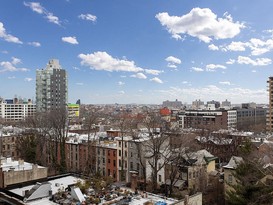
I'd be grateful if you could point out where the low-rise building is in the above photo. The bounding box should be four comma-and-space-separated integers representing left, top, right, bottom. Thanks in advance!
0, 157, 48, 188
236, 106, 266, 130
223, 156, 243, 195
68, 103, 80, 122
179, 149, 217, 192
0, 99, 36, 121
178, 110, 228, 130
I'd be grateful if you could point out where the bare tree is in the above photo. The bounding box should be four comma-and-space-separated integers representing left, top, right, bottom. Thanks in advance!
82, 110, 100, 176
20, 112, 51, 166
164, 131, 197, 197
21, 108, 69, 174
111, 111, 137, 181
139, 110, 172, 192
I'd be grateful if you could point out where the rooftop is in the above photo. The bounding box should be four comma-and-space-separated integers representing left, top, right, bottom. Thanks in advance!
223, 156, 243, 169
0, 157, 45, 172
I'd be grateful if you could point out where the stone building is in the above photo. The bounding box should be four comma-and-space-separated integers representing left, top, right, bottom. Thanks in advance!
0, 157, 48, 188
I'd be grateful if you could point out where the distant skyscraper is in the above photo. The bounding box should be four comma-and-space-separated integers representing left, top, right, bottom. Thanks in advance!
267, 77, 273, 132
162, 99, 182, 109
36, 59, 68, 112
207, 100, 220, 109
192, 99, 204, 110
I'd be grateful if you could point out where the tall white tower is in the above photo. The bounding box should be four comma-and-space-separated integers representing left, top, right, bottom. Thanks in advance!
36, 59, 68, 112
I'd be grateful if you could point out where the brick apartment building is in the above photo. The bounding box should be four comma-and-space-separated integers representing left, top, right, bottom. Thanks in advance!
178, 110, 228, 130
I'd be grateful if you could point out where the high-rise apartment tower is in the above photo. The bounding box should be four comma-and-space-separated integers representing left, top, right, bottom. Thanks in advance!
36, 59, 68, 112
267, 77, 273, 132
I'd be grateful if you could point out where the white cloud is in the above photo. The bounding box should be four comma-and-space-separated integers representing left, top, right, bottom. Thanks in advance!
219, 81, 231, 85
206, 64, 226, 71
208, 44, 219, 50
226, 41, 247, 51
165, 56, 181, 68
182, 81, 189, 84
24, 2, 61, 25
0, 58, 29, 73
76, 82, 83, 85
172, 33, 183, 40
226, 59, 235, 65
11, 57, 21, 65
191, 67, 204, 72
156, 8, 244, 43
24, 77, 33, 82
165, 56, 181, 64
78, 14, 97, 22
46, 13, 61, 25
118, 91, 125, 94
145, 69, 163, 75
78, 51, 144, 72
8, 76, 16, 79
252, 70, 257, 73
23, 2, 44, 14
28, 41, 41, 47
62, 36, 79, 45
130, 73, 147, 79
167, 64, 177, 68
0, 22, 22, 44
237, 56, 272, 66
0, 62, 16, 72
218, 37, 273, 56
118, 81, 125, 86
249, 38, 273, 56
150, 77, 163, 84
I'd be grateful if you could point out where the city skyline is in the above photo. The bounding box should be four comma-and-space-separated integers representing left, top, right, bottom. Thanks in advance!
0, 1, 273, 104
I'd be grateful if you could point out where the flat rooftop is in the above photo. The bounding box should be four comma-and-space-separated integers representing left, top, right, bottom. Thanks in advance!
10, 175, 82, 205
9, 175, 178, 205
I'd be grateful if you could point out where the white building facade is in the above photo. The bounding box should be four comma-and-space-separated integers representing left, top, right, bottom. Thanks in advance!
227, 110, 237, 129
0, 101, 36, 121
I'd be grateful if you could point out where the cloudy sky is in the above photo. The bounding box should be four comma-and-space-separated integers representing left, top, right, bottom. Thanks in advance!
0, 0, 272, 104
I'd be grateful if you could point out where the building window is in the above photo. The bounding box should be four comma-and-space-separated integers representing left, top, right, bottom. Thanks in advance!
159, 175, 162, 182
130, 162, 133, 170
113, 160, 116, 167
108, 159, 110, 163
228, 174, 233, 184
119, 159, 121, 167
119, 150, 121, 157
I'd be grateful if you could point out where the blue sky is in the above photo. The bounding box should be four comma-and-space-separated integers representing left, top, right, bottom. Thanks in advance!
0, 0, 273, 104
